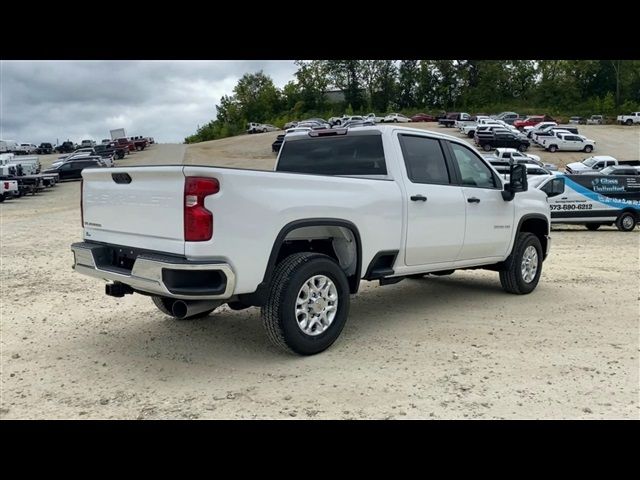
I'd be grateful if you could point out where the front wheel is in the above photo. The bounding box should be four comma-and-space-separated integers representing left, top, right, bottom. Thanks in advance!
483, 143, 492, 151
548, 145, 558, 152
583, 145, 593, 153
616, 211, 637, 232
261, 252, 350, 355
499, 232, 543, 294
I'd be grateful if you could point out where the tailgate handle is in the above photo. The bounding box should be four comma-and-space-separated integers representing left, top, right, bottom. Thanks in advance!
112, 173, 132, 184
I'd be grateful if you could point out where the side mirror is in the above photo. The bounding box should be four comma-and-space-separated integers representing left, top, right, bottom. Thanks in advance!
541, 177, 565, 198
502, 163, 528, 201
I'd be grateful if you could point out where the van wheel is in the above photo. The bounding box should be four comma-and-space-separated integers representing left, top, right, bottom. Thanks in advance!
151, 296, 216, 319
499, 232, 543, 294
584, 145, 593, 153
483, 144, 492, 151
262, 252, 350, 355
548, 145, 558, 152
616, 212, 637, 232
585, 223, 601, 231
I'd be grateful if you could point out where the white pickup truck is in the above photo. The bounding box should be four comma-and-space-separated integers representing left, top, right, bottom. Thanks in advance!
71, 126, 556, 355
1, 178, 20, 201
565, 155, 640, 174
617, 112, 640, 125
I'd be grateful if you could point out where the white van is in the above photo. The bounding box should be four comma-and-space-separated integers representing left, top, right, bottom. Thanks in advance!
532, 174, 640, 231
0, 140, 19, 153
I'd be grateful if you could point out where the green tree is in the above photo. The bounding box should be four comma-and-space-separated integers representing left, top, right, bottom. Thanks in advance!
233, 71, 281, 122
397, 60, 419, 108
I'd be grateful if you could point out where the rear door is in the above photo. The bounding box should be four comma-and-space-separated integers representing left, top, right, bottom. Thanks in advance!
81, 166, 187, 254
446, 141, 514, 261
398, 133, 466, 266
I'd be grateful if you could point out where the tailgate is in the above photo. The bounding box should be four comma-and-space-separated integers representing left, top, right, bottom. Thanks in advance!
81, 166, 186, 255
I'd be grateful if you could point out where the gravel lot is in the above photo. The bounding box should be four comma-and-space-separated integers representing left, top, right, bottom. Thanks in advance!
1, 126, 639, 420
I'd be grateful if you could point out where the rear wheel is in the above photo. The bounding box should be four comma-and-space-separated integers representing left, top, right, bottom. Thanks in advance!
483, 144, 492, 151
585, 223, 601, 231
261, 252, 350, 355
616, 211, 637, 232
499, 232, 543, 294
151, 296, 216, 320
626, 119, 633, 126
548, 145, 558, 152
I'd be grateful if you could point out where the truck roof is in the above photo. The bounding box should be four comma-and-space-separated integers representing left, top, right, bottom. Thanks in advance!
284, 125, 468, 145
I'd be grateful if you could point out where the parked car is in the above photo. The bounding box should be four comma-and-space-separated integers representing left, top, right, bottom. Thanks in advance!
565, 156, 640, 174
0, 177, 20, 202
43, 158, 103, 180
545, 133, 595, 153
55, 141, 76, 153
598, 165, 640, 176
490, 147, 542, 164
36, 143, 54, 154
532, 174, 640, 232
284, 121, 299, 129
492, 112, 519, 125
247, 123, 270, 134
101, 139, 112, 145
80, 139, 96, 148
383, 113, 411, 123
114, 137, 135, 152
617, 112, 640, 125
569, 116, 586, 125
71, 125, 553, 355
364, 113, 385, 123
0, 140, 19, 153
94, 143, 126, 160
525, 122, 557, 138
439, 112, 471, 127
410, 113, 437, 122
514, 115, 555, 130
16, 143, 38, 155
586, 115, 604, 125
341, 120, 376, 129
477, 132, 531, 152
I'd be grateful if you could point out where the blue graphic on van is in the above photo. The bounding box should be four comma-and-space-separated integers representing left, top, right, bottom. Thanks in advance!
565, 177, 640, 210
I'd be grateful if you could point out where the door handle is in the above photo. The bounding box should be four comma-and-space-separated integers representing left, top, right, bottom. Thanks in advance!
410, 195, 427, 202
561, 197, 568, 199
467, 197, 481, 203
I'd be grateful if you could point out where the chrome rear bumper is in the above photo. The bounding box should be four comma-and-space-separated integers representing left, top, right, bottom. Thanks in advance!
71, 242, 235, 300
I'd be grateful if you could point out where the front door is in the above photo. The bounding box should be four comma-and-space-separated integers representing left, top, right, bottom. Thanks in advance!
399, 134, 466, 266
447, 141, 515, 261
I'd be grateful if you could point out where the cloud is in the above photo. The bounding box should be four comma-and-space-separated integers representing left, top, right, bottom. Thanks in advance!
0, 60, 297, 143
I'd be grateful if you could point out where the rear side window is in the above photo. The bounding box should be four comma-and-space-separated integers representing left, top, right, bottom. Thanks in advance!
399, 135, 450, 185
277, 134, 387, 176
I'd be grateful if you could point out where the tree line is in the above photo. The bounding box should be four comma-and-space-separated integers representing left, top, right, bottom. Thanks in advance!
185, 60, 640, 143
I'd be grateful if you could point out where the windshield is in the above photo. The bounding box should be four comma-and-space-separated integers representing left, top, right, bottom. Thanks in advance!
583, 158, 597, 167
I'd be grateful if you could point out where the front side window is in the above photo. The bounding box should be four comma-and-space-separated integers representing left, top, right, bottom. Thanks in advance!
399, 135, 450, 185
449, 142, 497, 189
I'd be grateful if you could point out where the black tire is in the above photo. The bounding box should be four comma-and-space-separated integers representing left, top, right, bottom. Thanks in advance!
548, 145, 557, 152
499, 232, 543, 294
584, 145, 593, 153
626, 119, 633, 126
483, 143, 492, 151
518, 144, 528, 152
585, 223, 601, 231
0, 193, 5, 203
151, 296, 216, 319
615, 211, 637, 232
394, 119, 398, 123
261, 252, 350, 355
467, 131, 475, 138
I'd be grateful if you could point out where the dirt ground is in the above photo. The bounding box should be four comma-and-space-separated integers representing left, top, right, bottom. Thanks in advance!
1, 128, 639, 420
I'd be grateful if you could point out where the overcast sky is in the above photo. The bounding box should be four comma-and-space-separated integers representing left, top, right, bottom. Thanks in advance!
1, 60, 297, 144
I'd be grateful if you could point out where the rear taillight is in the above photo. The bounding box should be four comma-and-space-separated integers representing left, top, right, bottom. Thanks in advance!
4, 182, 8, 189
184, 177, 219, 242
80, 179, 84, 227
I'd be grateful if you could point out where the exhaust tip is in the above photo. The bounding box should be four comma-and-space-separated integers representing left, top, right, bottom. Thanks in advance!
171, 300, 188, 319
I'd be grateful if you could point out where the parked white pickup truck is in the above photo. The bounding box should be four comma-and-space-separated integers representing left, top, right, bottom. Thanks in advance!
545, 133, 595, 153
1, 178, 20, 201
565, 155, 640, 174
617, 112, 640, 125
71, 126, 555, 355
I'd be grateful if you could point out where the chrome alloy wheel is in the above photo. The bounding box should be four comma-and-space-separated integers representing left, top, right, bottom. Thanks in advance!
521, 245, 539, 283
295, 275, 339, 336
